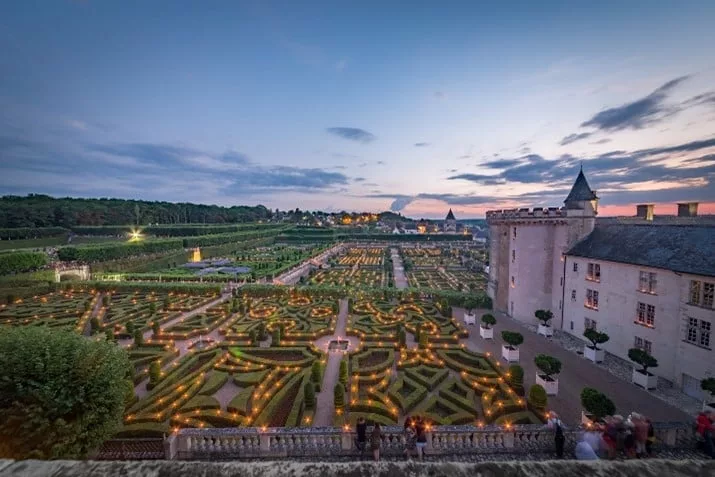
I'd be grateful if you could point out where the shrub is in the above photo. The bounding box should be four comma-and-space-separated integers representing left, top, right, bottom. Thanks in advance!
126, 321, 135, 335
149, 302, 156, 315
507, 364, 524, 395
463, 297, 479, 313
105, 329, 115, 342
534, 309, 553, 326
534, 354, 561, 377
0, 327, 131, 459
528, 384, 548, 411
334, 383, 345, 408
311, 361, 322, 384
152, 321, 161, 337
583, 328, 609, 349
339, 359, 348, 387
133, 329, 144, 346
248, 329, 257, 344
701, 377, 715, 395
418, 327, 428, 349
162, 296, 171, 310
501, 331, 523, 348
580, 387, 615, 420
304, 382, 316, 410
397, 326, 406, 348
628, 348, 658, 373
257, 322, 266, 341
0, 251, 48, 275
90, 317, 102, 333
271, 328, 281, 347
481, 313, 496, 329
149, 360, 162, 387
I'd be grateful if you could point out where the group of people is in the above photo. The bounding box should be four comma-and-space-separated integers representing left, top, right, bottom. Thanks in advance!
696, 410, 714, 458
354, 415, 429, 461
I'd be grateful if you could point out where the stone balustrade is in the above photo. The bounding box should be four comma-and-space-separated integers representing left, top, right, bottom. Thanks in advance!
166, 422, 696, 460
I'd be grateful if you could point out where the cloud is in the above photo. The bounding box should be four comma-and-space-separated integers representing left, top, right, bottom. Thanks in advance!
434, 92, 446, 99
326, 127, 376, 143
353, 177, 366, 182
364, 192, 497, 212
331, 152, 359, 159
414, 142, 430, 147
481, 158, 522, 169
560, 132, 593, 145
590, 138, 612, 145
580, 76, 689, 131
376, 160, 385, 165
335, 59, 347, 71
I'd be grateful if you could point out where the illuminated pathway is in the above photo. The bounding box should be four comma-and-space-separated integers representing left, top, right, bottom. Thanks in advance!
390, 248, 408, 289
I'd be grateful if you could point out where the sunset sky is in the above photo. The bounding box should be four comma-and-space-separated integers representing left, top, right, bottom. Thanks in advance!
1, 1, 714, 218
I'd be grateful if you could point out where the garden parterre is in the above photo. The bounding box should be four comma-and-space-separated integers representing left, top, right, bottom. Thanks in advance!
0, 288, 98, 332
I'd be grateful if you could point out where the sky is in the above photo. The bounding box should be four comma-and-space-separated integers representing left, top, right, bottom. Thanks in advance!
1, 1, 714, 219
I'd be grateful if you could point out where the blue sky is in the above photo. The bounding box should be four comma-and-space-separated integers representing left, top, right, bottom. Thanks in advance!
1, 1, 714, 218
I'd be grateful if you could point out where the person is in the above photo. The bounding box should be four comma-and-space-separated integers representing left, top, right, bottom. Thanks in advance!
403, 420, 417, 459
623, 418, 636, 458
602, 416, 618, 459
415, 416, 428, 461
575, 431, 600, 460
371, 423, 382, 462
696, 411, 714, 458
632, 413, 649, 458
645, 417, 655, 456
546, 411, 566, 458
355, 417, 367, 457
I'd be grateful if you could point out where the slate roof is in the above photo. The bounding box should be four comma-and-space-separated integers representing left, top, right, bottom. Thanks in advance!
446, 209, 456, 221
567, 224, 715, 277
564, 169, 598, 204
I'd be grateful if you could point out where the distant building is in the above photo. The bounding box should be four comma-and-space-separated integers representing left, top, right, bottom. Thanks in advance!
444, 209, 457, 233
487, 168, 714, 395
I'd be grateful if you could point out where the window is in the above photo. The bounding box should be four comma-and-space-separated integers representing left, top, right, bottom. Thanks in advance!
585, 289, 599, 310
570, 321, 574, 330
584, 317, 597, 330
690, 280, 701, 304
687, 318, 711, 349
587, 263, 601, 282
513, 227, 517, 238
571, 289, 576, 301
511, 250, 515, 263
510, 276, 515, 288
573, 262, 578, 272
638, 271, 657, 294
636, 302, 655, 327
634, 336, 652, 354
704, 283, 714, 309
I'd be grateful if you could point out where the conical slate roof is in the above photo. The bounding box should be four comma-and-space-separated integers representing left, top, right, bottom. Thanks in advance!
445, 208, 456, 220
564, 169, 597, 203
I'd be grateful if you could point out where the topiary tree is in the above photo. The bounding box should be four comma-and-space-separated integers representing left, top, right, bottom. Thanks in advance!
149, 302, 156, 315
256, 322, 266, 341
418, 327, 429, 349
105, 328, 115, 343
339, 359, 348, 387
126, 321, 135, 335
311, 360, 322, 390
133, 329, 144, 347
534, 309, 553, 327
580, 387, 615, 420
334, 383, 345, 408
528, 384, 548, 411
152, 321, 161, 337
701, 377, 715, 395
397, 326, 406, 348
248, 329, 257, 344
584, 328, 609, 350
481, 313, 496, 329
507, 364, 524, 395
102, 294, 110, 307
0, 327, 131, 459
304, 381, 316, 410
90, 317, 102, 334
149, 360, 162, 387
464, 297, 479, 315
534, 354, 562, 378
628, 348, 658, 374
162, 295, 171, 310
501, 331, 524, 349
271, 327, 280, 347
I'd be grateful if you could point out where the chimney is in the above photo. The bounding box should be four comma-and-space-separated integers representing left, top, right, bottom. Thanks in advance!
636, 204, 654, 221
677, 202, 698, 217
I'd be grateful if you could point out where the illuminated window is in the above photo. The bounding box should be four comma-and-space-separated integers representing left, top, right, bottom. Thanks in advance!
586, 263, 600, 282
638, 271, 657, 294
585, 289, 598, 310
636, 302, 655, 327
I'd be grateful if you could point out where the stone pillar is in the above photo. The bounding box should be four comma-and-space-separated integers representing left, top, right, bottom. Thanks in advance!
663, 428, 677, 447
503, 432, 515, 449
341, 431, 353, 451
164, 434, 178, 460
259, 433, 271, 454
426, 431, 433, 451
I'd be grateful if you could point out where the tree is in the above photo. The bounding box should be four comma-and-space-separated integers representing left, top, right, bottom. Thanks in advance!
334, 383, 345, 408
701, 378, 715, 395
528, 384, 548, 411
534, 354, 562, 378
464, 297, 479, 314
397, 326, 406, 348
126, 321, 135, 335
152, 321, 161, 337
102, 294, 110, 307
248, 329, 257, 344
304, 382, 316, 410
418, 327, 429, 349
501, 331, 524, 348
256, 322, 266, 341
162, 296, 171, 310
133, 329, 144, 347
90, 317, 102, 333
0, 327, 131, 459
149, 360, 162, 387
149, 302, 157, 315
534, 309, 553, 327
583, 328, 609, 350
311, 361, 322, 386
105, 328, 115, 343
481, 313, 496, 329
507, 364, 524, 395
628, 348, 658, 374
339, 359, 348, 387
580, 387, 615, 420
271, 328, 281, 347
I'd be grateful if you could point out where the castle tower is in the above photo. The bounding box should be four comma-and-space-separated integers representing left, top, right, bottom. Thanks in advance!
486, 169, 597, 326
444, 208, 457, 233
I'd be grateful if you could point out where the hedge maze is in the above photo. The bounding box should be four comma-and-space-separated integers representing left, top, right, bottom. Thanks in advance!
0, 289, 98, 331
337, 247, 384, 267
407, 269, 486, 292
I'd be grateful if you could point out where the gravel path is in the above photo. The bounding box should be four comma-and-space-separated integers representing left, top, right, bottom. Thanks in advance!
391, 248, 408, 289
313, 299, 350, 426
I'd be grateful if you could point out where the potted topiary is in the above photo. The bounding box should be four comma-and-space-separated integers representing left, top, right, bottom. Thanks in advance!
702, 378, 715, 413
535, 309, 554, 337
534, 354, 561, 395
580, 387, 615, 426
583, 328, 609, 363
463, 298, 478, 325
480, 313, 496, 339
628, 348, 658, 390
501, 331, 523, 362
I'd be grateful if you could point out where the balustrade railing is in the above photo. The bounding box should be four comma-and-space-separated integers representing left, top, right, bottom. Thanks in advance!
167, 422, 696, 460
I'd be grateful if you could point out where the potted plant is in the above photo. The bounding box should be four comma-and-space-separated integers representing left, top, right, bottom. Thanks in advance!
534, 354, 561, 395
463, 297, 478, 325
535, 309, 554, 337
580, 387, 615, 426
501, 331, 523, 362
583, 328, 609, 363
480, 313, 496, 339
628, 348, 658, 390
702, 378, 715, 413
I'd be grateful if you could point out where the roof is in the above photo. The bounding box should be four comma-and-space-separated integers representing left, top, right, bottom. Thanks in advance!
567, 224, 715, 277
564, 169, 597, 204
446, 208, 456, 220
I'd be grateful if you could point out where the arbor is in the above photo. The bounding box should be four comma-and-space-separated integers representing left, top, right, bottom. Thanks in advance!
580, 387, 615, 420
534, 309, 553, 326
628, 348, 658, 373
534, 354, 562, 378
481, 313, 496, 329
501, 331, 524, 348
0, 327, 131, 459
528, 384, 548, 411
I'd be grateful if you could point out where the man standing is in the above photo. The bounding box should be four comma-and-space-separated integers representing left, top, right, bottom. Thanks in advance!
546, 411, 566, 458
355, 417, 367, 457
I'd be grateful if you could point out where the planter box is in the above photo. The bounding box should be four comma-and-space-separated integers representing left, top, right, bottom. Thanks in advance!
632, 369, 657, 390
479, 326, 493, 339
501, 345, 519, 362
464, 313, 476, 325
537, 324, 553, 337
536, 373, 559, 395
584, 345, 605, 363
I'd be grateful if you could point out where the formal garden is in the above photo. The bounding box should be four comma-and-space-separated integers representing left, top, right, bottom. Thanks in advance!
336, 247, 385, 267
308, 268, 386, 288
407, 269, 487, 292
